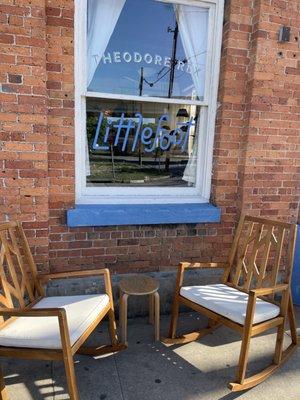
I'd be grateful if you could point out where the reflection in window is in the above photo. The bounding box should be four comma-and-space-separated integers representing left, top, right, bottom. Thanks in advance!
86, 99, 200, 186
87, 0, 208, 100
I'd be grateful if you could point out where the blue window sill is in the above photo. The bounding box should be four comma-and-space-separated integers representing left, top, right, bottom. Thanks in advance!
67, 203, 221, 227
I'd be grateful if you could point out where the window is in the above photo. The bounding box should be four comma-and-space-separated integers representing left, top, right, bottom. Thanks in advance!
75, 0, 224, 204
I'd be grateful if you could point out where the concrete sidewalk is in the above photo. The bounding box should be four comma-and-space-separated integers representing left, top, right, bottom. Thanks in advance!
2, 308, 300, 400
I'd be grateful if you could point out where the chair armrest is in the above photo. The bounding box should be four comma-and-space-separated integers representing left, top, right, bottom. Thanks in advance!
244, 284, 290, 328
38, 268, 114, 306
174, 261, 230, 295
250, 284, 289, 297
180, 262, 230, 270
0, 308, 66, 318
38, 268, 108, 283
0, 307, 74, 350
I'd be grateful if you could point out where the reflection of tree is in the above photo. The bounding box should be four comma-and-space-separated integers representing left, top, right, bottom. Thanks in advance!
86, 113, 107, 148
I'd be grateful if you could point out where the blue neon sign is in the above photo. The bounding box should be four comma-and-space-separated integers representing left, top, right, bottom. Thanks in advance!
92, 112, 195, 153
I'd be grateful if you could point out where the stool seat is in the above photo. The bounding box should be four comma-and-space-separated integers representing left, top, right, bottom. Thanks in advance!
119, 275, 159, 295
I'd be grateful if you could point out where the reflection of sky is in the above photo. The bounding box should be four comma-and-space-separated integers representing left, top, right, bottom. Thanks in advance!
88, 0, 207, 100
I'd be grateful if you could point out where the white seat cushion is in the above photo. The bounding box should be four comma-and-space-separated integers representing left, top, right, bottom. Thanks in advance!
0, 294, 110, 349
180, 284, 280, 325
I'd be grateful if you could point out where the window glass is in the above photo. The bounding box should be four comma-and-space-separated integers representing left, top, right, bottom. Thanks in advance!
87, 0, 209, 100
86, 98, 200, 186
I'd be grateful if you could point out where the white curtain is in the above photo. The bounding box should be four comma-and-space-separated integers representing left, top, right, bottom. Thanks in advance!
87, 0, 126, 87
86, 0, 125, 177
174, 5, 208, 185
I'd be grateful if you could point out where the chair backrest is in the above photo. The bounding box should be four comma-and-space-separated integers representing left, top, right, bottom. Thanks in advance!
224, 215, 297, 292
0, 221, 44, 310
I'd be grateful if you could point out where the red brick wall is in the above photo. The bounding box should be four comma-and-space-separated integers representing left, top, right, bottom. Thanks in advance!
0, 1, 49, 268
239, 0, 300, 221
0, 0, 299, 274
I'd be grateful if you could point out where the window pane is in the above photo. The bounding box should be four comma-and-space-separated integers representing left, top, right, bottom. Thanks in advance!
87, 0, 209, 101
86, 98, 201, 187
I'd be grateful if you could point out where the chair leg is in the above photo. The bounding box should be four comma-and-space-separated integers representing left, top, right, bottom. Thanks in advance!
236, 328, 252, 384
63, 353, 79, 400
168, 294, 180, 339
229, 293, 297, 392
108, 308, 118, 346
274, 323, 285, 365
58, 311, 79, 400
287, 293, 298, 345
0, 365, 8, 400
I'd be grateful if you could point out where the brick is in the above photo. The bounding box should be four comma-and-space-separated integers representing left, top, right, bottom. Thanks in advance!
47, 17, 73, 28
0, 34, 14, 44
46, 7, 61, 17
9, 15, 24, 26
285, 67, 300, 75
20, 188, 47, 196
46, 62, 61, 72
0, 5, 30, 16
16, 36, 45, 47
46, 80, 61, 89
8, 74, 22, 83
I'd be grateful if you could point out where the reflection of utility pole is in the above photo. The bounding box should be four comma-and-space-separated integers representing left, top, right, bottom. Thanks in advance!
168, 22, 178, 98
137, 25, 180, 171
110, 143, 116, 182
138, 66, 144, 166
139, 66, 144, 96
165, 23, 179, 172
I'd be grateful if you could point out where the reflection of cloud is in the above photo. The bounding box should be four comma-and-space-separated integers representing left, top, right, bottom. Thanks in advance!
123, 76, 139, 84
182, 84, 194, 93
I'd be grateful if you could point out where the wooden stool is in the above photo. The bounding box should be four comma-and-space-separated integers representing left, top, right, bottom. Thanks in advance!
119, 275, 160, 344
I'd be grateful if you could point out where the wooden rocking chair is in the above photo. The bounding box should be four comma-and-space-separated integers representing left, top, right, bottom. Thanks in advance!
0, 221, 124, 400
166, 215, 298, 391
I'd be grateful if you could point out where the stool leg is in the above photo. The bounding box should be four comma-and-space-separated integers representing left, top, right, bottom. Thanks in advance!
120, 293, 128, 345
154, 291, 160, 341
149, 294, 154, 325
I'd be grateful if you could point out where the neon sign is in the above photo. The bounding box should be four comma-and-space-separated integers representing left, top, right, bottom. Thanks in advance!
92, 112, 195, 153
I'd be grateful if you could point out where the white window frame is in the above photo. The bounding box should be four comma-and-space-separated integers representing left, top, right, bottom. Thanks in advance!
75, 0, 224, 205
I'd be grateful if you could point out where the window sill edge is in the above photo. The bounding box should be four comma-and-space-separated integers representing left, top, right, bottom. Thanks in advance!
67, 203, 221, 227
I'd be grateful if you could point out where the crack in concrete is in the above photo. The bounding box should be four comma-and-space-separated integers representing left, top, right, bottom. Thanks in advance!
113, 353, 126, 400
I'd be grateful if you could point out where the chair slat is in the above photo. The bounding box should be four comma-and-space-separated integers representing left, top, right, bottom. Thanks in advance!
0, 233, 25, 308
256, 226, 274, 288
0, 294, 10, 308
9, 228, 35, 302
243, 224, 264, 291
0, 222, 42, 313
229, 216, 294, 293
232, 222, 254, 286
16, 223, 44, 298
0, 259, 14, 309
